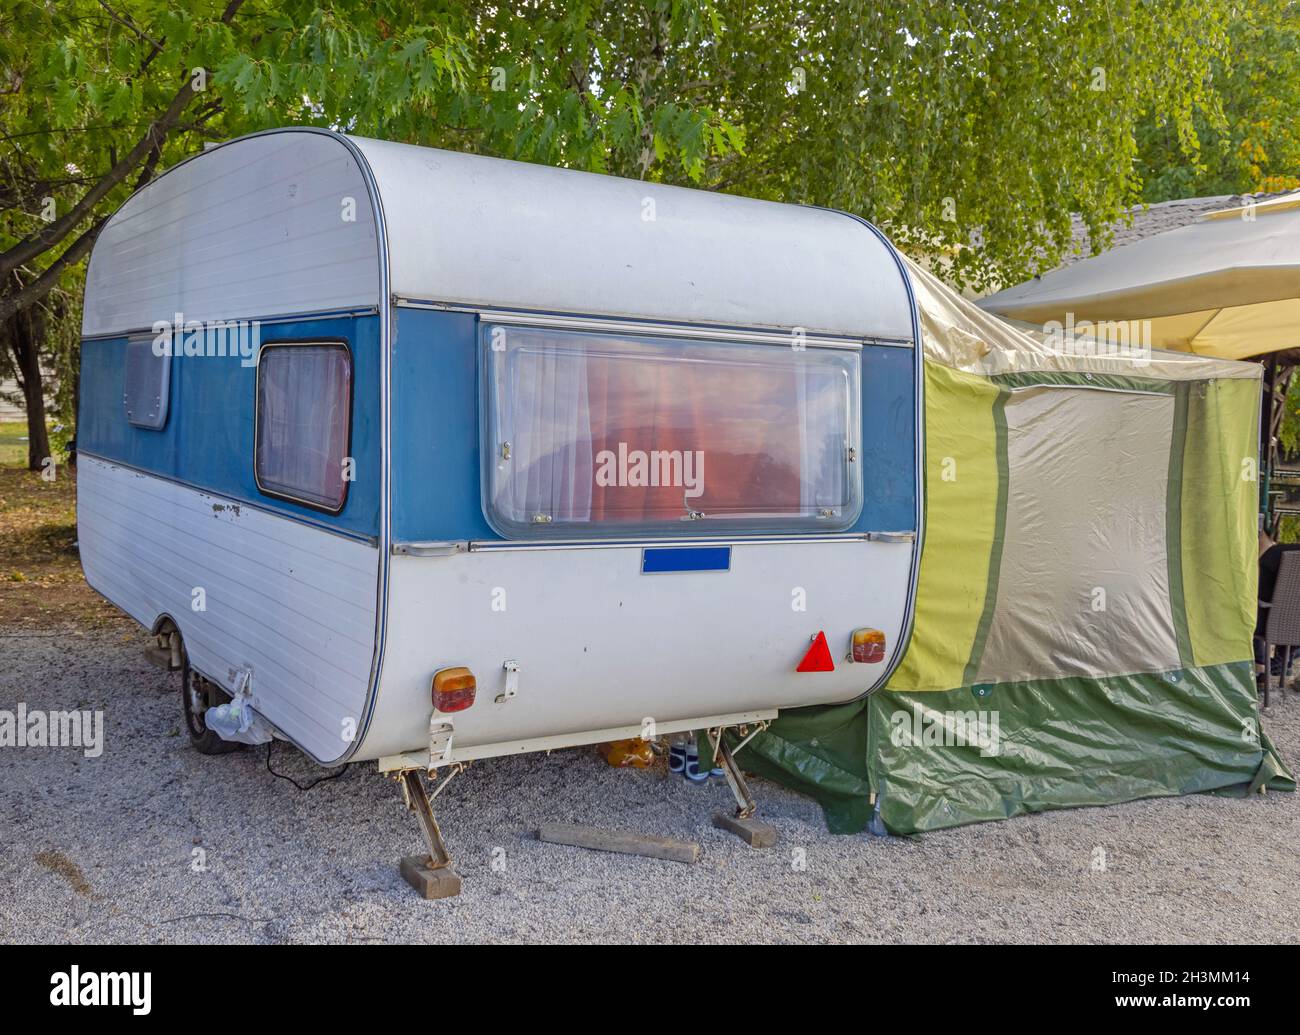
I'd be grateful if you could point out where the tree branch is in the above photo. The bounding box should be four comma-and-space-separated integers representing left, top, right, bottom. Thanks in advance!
0, 217, 109, 326
96, 1, 164, 53
0, 0, 246, 286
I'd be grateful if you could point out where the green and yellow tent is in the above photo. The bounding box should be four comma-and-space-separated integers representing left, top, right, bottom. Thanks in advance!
741, 256, 1294, 835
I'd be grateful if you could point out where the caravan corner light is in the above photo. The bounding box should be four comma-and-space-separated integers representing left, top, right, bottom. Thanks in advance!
849, 628, 886, 664
432, 667, 477, 713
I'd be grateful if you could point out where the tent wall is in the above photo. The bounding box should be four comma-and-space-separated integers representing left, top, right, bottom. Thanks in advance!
866, 662, 1272, 833
871, 364, 1277, 837
976, 380, 1179, 683
739, 296, 1294, 833
888, 362, 1002, 692
1181, 378, 1261, 667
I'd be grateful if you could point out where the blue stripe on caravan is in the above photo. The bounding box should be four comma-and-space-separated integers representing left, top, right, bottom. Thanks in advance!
390, 307, 496, 540
641, 546, 732, 573
390, 306, 917, 542
78, 312, 382, 537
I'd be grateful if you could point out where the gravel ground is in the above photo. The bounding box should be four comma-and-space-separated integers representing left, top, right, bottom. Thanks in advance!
3, 625, 1298, 944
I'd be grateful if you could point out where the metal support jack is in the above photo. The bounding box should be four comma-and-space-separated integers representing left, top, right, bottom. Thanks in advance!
707, 726, 778, 848
396, 766, 464, 899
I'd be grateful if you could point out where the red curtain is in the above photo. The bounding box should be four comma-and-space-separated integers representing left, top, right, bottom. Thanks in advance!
584, 353, 801, 522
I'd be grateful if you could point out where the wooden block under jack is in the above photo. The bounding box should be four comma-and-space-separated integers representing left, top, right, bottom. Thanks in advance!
713, 812, 778, 848
537, 822, 700, 864
400, 854, 463, 899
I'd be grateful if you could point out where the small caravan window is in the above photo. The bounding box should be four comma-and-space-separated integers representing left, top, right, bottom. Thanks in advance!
483, 324, 862, 538
124, 334, 171, 429
255, 342, 352, 512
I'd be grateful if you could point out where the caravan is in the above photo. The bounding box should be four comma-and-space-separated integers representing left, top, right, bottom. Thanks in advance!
77, 128, 924, 889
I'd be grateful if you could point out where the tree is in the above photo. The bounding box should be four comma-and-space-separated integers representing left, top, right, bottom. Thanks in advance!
1137, 0, 1300, 201
684, 1, 1233, 290
1, 2, 745, 466
1, 1, 1244, 465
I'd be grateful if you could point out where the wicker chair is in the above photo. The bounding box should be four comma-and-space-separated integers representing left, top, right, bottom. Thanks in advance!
1259, 549, 1300, 707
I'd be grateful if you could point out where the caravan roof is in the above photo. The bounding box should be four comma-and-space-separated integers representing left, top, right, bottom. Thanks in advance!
82, 127, 914, 343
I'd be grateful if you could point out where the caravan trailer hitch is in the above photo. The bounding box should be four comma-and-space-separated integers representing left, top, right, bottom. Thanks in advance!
395, 767, 464, 899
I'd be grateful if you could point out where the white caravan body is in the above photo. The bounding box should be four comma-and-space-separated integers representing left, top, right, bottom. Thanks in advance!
77, 128, 923, 769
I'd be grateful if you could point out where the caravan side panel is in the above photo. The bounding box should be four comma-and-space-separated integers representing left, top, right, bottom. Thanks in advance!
82, 132, 380, 337
78, 456, 378, 764
78, 130, 388, 766
77, 310, 384, 765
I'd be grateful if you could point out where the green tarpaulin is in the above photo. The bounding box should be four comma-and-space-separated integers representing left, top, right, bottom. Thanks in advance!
742, 257, 1294, 835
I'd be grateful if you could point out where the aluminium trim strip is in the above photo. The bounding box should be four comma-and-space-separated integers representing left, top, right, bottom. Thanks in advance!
825, 209, 927, 700
377, 708, 780, 772
330, 129, 395, 770
80, 306, 381, 343
389, 532, 917, 555
394, 297, 914, 349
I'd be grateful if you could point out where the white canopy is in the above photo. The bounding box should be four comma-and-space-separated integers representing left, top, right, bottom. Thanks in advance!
978, 192, 1300, 360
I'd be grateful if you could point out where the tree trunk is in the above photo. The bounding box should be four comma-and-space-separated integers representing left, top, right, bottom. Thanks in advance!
4, 304, 50, 471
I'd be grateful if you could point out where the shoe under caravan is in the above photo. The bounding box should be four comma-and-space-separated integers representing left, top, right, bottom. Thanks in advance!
77, 128, 922, 891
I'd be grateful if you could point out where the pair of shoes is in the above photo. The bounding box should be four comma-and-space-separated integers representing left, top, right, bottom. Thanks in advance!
667, 743, 711, 783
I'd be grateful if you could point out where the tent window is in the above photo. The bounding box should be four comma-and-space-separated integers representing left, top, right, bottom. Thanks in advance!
123, 334, 171, 430
482, 323, 862, 539
255, 342, 352, 513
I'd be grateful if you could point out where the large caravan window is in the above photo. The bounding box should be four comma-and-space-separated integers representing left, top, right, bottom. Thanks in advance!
482, 324, 861, 538
255, 342, 352, 512
124, 334, 171, 430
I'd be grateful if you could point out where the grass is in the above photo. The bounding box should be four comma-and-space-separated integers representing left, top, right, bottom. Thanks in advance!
0, 420, 132, 629
0, 420, 30, 467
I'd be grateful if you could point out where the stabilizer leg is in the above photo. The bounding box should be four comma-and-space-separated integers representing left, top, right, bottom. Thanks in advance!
396, 768, 463, 899
708, 729, 778, 849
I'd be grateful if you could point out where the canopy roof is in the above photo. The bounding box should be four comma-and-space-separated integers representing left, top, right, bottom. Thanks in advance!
978, 192, 1300, 360
903, 254, 1255, 381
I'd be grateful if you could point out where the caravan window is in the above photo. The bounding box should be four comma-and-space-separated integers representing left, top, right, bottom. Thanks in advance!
255, 342, 352, 512
124, 334, 171, 430
482, 324, 861, 538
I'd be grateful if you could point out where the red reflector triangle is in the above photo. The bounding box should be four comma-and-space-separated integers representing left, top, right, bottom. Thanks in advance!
797, 631, 835, 672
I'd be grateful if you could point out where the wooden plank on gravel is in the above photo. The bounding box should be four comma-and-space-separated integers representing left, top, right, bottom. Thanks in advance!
537, 822, 700, 864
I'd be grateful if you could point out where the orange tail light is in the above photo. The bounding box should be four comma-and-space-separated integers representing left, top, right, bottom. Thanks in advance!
850, 628, 886, 664
432, 666, 477, 712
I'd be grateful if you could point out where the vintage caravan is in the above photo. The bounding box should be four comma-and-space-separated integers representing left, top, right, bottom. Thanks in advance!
77, 128, 922, 892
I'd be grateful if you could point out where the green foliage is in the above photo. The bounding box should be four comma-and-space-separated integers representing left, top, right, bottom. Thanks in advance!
47, 420, 75, 464
1137, 0, 1300, 201
686, 1, 1233, 291
2, 0, 1245, 307
0, 2, 742, 274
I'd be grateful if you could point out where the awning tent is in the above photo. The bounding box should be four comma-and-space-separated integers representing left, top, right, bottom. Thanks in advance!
738, 255, 1293, 836
978, 192, 1300, 360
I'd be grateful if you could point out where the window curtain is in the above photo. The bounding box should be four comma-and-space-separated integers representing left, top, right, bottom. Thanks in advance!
256, 345, 350, 509
501, 343, 594, 522
583, 350, 802, 522
490, 328, 855, 530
